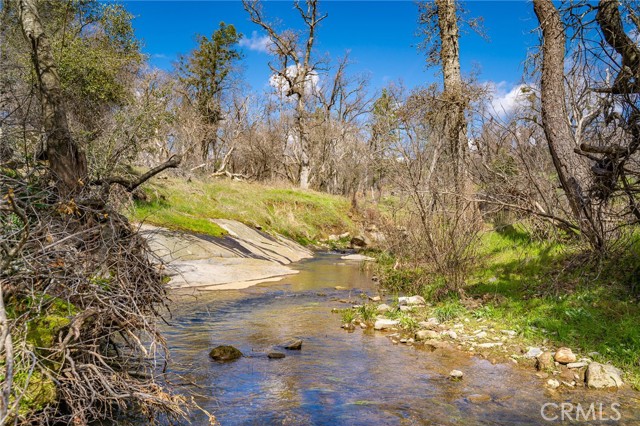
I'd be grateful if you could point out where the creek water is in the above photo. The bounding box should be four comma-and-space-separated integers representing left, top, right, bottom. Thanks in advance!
161, 253, 640, 425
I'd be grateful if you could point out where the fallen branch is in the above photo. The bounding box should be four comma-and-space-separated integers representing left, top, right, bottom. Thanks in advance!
93, 155, 182, 192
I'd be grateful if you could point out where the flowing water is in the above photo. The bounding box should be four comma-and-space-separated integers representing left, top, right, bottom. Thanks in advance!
162, 253, 640, 425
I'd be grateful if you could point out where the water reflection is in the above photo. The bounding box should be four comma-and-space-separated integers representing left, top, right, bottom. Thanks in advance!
161, 254, 640, 425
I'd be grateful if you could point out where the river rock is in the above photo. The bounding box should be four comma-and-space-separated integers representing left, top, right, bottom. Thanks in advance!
477, 342, 502, 348
374, 319, 399, 330
341, 254, 376, 261
419, 319, 439, 329
567, 362, 588, 369
398, 295, 426, 306
449, 370, 464, 380
415, 330, 439, 341
501, 330, 517, 337
467, 394, 492, 403
376, 304, 391, 313
268, 352, 286, 359
536, 351, 555, 371
475, 331, 487, 339
368, 295, 381, 302
284, 339, 303, 350
342, 322, 356, 331
554, 347, 576, 364
209, 345, 243, 361
585, 362, 623, 388
334, 286, 348, 290
350, 235, 369, 248
547, 379, 561, 389
524, 347, 543, 359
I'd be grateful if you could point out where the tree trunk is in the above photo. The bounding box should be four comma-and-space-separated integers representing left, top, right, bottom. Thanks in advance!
18, 0, 87, 194
435, 0, 467, 196
297, 96, 310, 189
533, 0, 603, 250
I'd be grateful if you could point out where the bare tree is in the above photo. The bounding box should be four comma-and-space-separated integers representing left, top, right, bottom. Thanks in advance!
243, 0, 327, 189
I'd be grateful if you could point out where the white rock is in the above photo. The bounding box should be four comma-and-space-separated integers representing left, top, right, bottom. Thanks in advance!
449, 370, 464, 379
477, 342, 503, 349
376, 304, 391, 313
445, 331, 458, 340
567, 362, 588, 369
475, 331, 488, 339
341, 254, 376, 262
547, 379, 561, 389
524, 347, 543, 359
399, 305, 413, 312
398, 295, 426, 306
586, 362, 623, 388
374, 319, 399, 330
501, 330, 517, 337
415, 330, 439, 341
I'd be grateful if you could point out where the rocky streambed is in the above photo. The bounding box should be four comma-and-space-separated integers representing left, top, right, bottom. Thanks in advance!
149, 252, 639, 425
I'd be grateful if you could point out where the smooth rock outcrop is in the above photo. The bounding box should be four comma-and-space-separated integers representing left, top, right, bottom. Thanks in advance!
141, 221, 313, 290
268, 352, 286, 359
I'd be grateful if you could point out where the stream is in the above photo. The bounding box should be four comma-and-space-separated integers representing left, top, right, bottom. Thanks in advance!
160, 253, 640, 425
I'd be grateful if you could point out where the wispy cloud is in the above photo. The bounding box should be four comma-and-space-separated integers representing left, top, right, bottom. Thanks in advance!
488, 81, 533, 117
239, 31, 272, 53
151, 53, 170, 59
269, 65, 319, 97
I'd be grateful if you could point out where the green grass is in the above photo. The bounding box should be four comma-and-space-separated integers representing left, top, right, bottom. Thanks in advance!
129, 177, 357, 244
376, 223, 640, 388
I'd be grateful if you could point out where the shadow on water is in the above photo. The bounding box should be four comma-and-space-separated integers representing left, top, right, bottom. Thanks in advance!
154, 254, 639, 426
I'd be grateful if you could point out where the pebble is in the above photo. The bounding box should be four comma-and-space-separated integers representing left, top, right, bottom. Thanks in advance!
477, 342, 503, 348
450, 370, 464, 379
567, 362, 588, 369
547, 379, 560, 389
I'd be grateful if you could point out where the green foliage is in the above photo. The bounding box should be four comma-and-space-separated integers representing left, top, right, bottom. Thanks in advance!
55, 3, 142, 112
129, 176, 356, 243
179, 22, 243, 124
433, 300, 466, 322
341, 309, 356, 324
357, 304, 378, 323
397, 313, 419, 330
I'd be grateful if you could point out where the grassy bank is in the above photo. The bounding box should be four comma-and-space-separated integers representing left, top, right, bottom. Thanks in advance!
373, 227, 640, 389
129, 176, 357, 244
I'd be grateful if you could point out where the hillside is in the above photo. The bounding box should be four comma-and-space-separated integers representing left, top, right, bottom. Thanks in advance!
129, 176, 358, 245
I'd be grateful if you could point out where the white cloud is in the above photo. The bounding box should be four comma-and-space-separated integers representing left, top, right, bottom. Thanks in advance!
269, 64, 319, 97
239, 31, 272, 53
488, 82, 533, 117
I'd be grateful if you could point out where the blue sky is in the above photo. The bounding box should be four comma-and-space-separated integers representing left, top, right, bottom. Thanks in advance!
123, 1, 539, 104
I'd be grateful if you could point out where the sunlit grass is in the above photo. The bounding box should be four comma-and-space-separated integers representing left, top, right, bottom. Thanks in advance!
128, 176, 357, 244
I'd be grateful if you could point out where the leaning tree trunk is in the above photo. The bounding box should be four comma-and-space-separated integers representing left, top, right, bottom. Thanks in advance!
435, 0, 467, 200
18, 0, 87, 194
533, 0, 604, 250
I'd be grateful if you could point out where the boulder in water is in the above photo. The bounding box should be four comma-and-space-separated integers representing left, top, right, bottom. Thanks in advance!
284, 339, 303, 350
209, 345, 242, 362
